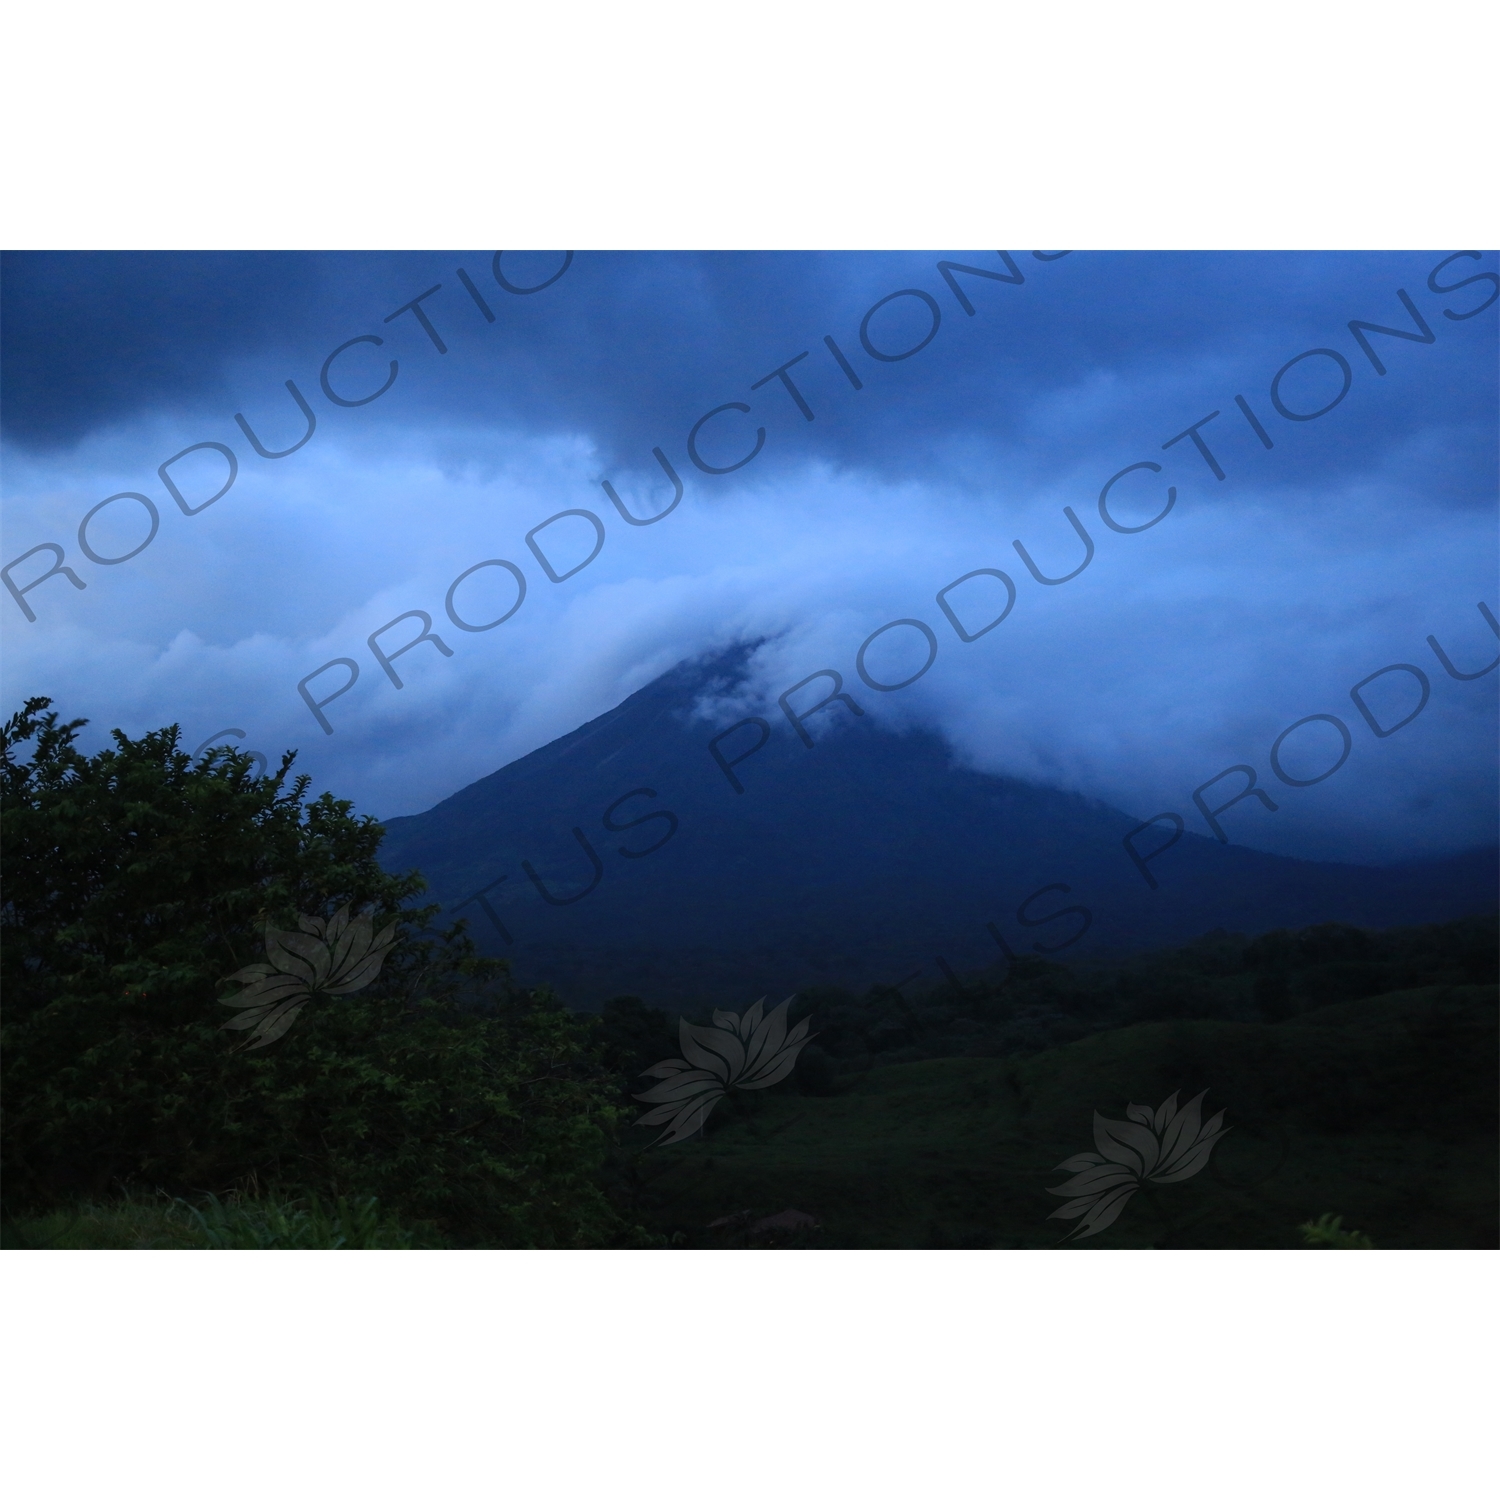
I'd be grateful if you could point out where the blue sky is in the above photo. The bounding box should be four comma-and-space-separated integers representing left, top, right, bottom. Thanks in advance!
2, 249, 1495, 864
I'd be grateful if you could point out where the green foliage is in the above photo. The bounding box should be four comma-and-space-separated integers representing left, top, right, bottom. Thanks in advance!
1299, 1214, 1375, 1249
595, 995, 681, 1104
773, 912, 1499, 1086
1, 1195, 206, 1249
630, 985, 1495, 1249
176, 1192, 420, 1248
2, 1191, 423, 1249
1, 698, 638, 1247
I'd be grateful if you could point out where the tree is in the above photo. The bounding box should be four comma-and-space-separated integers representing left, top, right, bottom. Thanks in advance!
1, 698, 639, 1247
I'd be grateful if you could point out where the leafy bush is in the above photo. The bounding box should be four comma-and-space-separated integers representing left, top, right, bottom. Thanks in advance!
1, 698, 640, 1247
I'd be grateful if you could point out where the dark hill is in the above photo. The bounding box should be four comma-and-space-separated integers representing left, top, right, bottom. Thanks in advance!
627, 984, 1500, 1249
377, 647, 1497, 1009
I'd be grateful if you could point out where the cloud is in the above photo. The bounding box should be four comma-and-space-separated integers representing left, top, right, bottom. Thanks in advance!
3, 251, 1494, 868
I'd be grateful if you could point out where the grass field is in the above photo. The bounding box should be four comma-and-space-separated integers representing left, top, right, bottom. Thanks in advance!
9, 984, 1492, 1250
1, 1192, 423, 1250
624, 985, 1499, 1249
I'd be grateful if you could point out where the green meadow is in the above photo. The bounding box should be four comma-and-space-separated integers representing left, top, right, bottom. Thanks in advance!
624, 985, 1498, 1250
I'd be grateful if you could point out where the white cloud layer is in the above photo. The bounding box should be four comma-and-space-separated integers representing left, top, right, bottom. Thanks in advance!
4, 375, 1495, 868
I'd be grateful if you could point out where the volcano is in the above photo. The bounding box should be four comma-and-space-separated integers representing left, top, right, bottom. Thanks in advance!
377, 646, 1496, 1009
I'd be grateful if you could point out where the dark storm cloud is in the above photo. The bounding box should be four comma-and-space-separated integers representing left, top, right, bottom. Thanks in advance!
7, 250, 1494, 508
0, 251, 326, 446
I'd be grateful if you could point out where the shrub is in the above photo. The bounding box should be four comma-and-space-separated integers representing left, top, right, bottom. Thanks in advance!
1, 698, 639, 1247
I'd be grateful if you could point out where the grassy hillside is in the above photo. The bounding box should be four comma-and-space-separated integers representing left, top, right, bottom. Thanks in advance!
8, 900, 1493, 1249
622, 984, 1498, 1249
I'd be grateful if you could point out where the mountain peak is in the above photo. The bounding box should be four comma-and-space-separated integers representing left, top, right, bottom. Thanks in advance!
380, 652, 1497, 1009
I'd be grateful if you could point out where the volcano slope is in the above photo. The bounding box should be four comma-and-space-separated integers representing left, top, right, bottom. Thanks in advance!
378, 647, 1497, 1011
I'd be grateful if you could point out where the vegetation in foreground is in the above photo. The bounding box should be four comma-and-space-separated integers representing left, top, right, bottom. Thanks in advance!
1, 698, 646, 1248
613, 984, 1496, 1249
2, 1191, 426, 1250
4, 696, 1494, 1249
